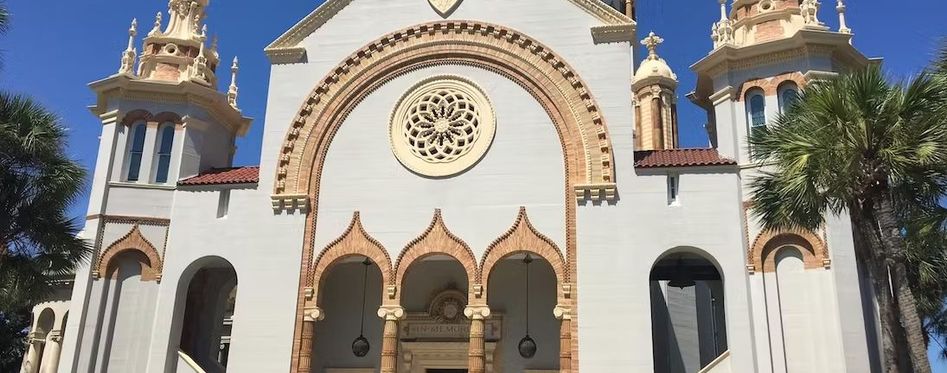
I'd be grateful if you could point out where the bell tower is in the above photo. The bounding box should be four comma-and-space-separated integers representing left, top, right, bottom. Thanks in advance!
690, 0, 868, 163
633, 32, 679, 151
84, 0, 251, 216
688, 2, 879, 372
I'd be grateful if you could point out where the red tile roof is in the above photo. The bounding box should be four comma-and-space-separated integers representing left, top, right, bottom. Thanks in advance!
178, 166, 260, 186
634, 148, 736, 168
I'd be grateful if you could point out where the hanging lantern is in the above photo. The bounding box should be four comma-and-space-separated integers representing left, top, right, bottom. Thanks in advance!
352, 258, 372, 357
667, 256, 696, 289
352, 335, 370, 357
518, 254, 537, 359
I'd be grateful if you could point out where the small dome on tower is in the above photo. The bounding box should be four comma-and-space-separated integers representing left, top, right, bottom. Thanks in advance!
634, 32, 678, 84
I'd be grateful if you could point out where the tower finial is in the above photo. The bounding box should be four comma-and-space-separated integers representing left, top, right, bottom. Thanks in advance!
189, 24, 209, 82
800, 0, 822, 26
641, 32, 664, 61
228, 57, 240, 108
119, 19, 138, 75
150, 12, 163, 36
711, 0, 734, 48
836, 0, 851, 34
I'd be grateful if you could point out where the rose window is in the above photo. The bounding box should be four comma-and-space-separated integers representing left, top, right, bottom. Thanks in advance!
390, 76, 495, 177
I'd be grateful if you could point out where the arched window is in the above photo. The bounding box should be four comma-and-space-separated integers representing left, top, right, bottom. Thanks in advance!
746, 91, 766, 129
126, 122, 147, 182
778, 83, 800, 114
154, 124, 175, 184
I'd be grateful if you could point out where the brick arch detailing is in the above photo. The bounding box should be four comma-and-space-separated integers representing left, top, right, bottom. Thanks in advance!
479, 207, 567, 294
393, 209, 479, 299
119, 110, 184, 126
748, 229, 830, 274
309, 212, 393, 297
272, 20, 617, 206
93, 225, 162, 282
738, 72, 808, 100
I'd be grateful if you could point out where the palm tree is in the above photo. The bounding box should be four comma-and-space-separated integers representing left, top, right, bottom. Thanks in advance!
0, 92, 91, 311
904, 204, 947, 360
749, 66, 947, 373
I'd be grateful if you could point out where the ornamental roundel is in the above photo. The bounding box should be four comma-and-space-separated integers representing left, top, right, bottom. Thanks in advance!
390, 75, 496, 177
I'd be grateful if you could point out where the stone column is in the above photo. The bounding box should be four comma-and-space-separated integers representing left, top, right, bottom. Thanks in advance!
297, 306, 324, 373
554, 306, 573, 373
377, 306, 405, 373
464, 305, 491, 373
41, 331, 63, 373
22, 332, 45, 373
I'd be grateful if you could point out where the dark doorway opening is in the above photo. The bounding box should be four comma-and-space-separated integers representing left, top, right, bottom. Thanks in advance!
427, 370, 468, 373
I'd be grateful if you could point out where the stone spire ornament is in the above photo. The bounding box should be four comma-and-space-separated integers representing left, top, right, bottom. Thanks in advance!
228, 57, 240, 108
710, 0, 734, 48
641, 31, 664, 61
836, 0, 851, 34
149, 12, 163, 36
800, 0, 822, 26
119, 19, 138, 75
189, 25, 209, 82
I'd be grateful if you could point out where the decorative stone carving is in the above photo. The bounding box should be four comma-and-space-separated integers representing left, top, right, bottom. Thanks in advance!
711, 0, 734, 48
800, 0, 822, 26
428, 0, 462, 17
390, 76, 495, 177
429, 289, 467, 323
119, 19, 138, 75
94, 224, 163, 281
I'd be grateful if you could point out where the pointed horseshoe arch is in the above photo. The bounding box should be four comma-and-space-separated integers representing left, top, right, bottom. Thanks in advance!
310, 212, 393, 297
94, 225, 163, 281
480, 207, 567, 292
393, 209, 479, 300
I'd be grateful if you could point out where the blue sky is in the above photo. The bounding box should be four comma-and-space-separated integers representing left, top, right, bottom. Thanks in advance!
2, 0, 946, 369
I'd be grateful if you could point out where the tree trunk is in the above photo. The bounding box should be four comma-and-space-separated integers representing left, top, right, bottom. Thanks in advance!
875, 196, 933, 373
852, 210, 903, 372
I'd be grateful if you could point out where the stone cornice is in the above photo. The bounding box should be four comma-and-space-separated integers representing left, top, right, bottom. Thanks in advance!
690, 29, 870, 101
264, 0, 634, 63
88, 74, 253, 136
692, 29, 867, 76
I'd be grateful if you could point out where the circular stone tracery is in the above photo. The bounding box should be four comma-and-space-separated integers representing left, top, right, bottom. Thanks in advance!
390, 76, 495, 177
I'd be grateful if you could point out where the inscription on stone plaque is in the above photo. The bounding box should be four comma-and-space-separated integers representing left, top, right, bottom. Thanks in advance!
401, 314, 502, 341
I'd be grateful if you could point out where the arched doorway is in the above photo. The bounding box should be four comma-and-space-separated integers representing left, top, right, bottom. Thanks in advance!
97, 250, 160, 372
311, 257, 384, 372
399, 255, 476, 373
650, 251, 728, 373
176, 256, 238, 373
486, 254, 559, 371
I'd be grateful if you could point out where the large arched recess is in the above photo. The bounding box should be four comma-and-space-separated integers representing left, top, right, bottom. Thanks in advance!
279, 20, 617, 372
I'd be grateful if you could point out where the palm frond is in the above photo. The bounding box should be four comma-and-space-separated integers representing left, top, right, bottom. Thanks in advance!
0, 92, 90, 313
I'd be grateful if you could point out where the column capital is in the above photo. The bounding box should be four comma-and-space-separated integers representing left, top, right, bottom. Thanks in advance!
303, 306, 325, 322
464, 305, 491, 320
377, 305, 406, 321
48, 330, 63, 342
553, 305, 573, 320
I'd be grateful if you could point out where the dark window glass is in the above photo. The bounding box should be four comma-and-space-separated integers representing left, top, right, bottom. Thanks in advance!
155, 125, 175, 183
126, 124, 147, 181
749, 95, 766, 128
780, 88, 799, 113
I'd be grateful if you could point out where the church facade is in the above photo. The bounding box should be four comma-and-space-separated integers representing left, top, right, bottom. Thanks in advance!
21, 0, 881, 372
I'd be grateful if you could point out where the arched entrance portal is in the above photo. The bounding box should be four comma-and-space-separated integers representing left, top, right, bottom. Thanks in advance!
399, 255, 479, 373
650, 252, 728, 373
176, 256, 238, 373
486, 254, 559, 371
311, 257, 384, 371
